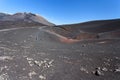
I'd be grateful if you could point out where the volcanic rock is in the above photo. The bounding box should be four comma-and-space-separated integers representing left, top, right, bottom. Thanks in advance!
0, 13, 120, 80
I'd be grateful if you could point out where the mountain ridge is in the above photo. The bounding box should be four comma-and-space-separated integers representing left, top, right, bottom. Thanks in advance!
0, 12, 55, 26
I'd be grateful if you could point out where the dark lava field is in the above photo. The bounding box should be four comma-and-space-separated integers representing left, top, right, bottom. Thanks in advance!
0, 13, 120, 80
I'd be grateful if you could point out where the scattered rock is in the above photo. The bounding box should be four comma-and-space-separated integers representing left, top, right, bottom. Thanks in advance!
81, 44, 86, 47
34, 59, 54, 68
93, 67, 104, 76
80, 67, 89, 73
114, 68, 120, 72
102, 67, 108, 71
26, 57, 34, 66
0, 73, 10, 80
39, 75, 46, 80
28, 71, 37, 79
0, 56, 13, 61
94, 70, 104, 76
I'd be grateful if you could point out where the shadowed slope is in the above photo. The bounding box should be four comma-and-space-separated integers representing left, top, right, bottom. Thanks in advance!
54, 19, 120, 40
58, 19, 120, 33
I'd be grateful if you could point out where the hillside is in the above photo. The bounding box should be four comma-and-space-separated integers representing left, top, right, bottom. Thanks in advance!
0, 13, 120, 80
0, 12, 54, 29
53, 19, 120, 40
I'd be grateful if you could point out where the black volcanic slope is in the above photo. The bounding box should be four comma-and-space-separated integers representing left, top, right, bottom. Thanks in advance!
54, 19, 120, 40
0, 16, 120, 80
57, 19, 120, 33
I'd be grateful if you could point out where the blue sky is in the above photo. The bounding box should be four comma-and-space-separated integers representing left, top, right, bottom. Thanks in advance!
0, 0, 120, 25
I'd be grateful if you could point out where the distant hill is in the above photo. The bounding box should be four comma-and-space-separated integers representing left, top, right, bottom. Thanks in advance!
56, 19, 120, 33
0, 12, 54, 29
53, 19, 120, 40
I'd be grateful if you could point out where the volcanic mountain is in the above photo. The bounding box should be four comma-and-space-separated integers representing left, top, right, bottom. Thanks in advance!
0, 12, 54, 29
0, 12, 120, 80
